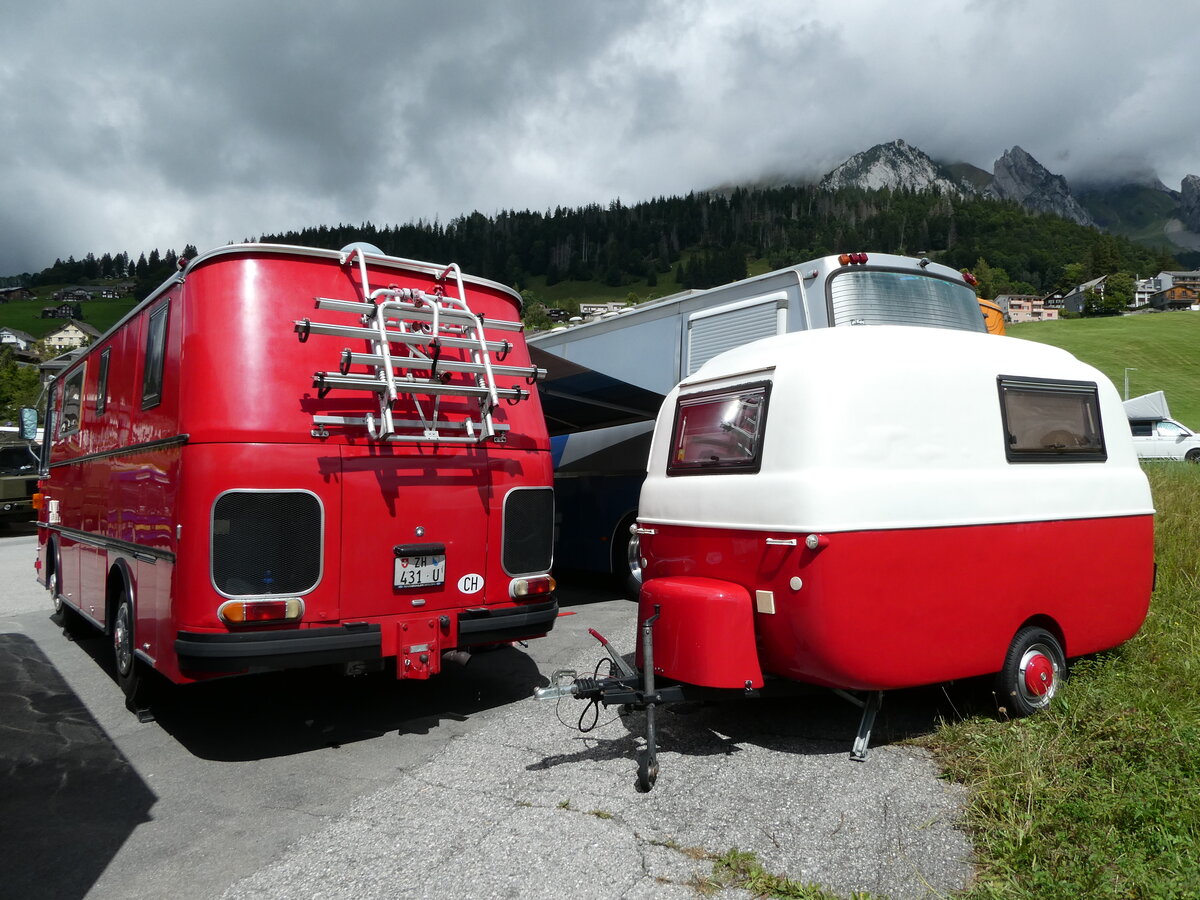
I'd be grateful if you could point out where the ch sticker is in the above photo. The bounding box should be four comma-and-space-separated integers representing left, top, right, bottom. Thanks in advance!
457, 573, 484, 594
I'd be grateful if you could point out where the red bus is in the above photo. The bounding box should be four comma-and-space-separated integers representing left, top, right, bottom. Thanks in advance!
31, 242, 558, 708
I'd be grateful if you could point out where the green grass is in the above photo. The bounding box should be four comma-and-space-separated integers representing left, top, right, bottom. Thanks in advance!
924, 463, 1200, 899
1009, 313, 1200, 427
0, 295, 138, 341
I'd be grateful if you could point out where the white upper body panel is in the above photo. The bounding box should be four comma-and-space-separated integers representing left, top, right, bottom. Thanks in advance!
640, 326, 1154, 533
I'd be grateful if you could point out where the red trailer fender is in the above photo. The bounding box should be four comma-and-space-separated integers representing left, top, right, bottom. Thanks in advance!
637, 576, 764, 690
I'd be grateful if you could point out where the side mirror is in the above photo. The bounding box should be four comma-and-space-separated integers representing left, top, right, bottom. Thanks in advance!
18, 407, 38, 441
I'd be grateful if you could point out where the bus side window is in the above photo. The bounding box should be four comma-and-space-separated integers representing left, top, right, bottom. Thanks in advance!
142, 303, 169, 409
59, 366, 86, 437
96, 347, 111, 416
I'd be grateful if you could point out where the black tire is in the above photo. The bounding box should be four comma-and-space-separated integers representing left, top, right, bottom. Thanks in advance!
613, 512, 643, 601
1186, 448, 1200, 463
112, 589, 151, 710
995, 626, 1066, 717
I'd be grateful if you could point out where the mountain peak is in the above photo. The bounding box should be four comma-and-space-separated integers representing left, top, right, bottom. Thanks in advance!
820, 139, 966, 195
989, 146, 1095, 226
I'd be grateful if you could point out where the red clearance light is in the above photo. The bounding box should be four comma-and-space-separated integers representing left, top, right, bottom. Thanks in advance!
962, 271, 978, 286
838, 252, 869, 265
510, 575, 556, 598
218, 598, 304, 625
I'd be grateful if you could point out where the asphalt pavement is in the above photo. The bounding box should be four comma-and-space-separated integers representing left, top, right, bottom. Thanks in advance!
1, 524, 974, 899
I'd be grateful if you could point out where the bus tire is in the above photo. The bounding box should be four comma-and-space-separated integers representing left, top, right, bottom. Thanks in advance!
995, 626, 1065, 718
613, 512, 643, 601
112, 587, 152, 711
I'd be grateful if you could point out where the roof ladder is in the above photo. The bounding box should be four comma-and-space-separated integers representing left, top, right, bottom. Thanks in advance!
295, 251, 544, 444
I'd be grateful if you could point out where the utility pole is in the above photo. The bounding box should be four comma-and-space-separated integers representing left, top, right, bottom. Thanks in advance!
1124, 367, 1137, 400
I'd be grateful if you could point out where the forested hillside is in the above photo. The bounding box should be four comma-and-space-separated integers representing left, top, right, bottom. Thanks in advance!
259, 186, 1176, 299
6, 186, 1179, 310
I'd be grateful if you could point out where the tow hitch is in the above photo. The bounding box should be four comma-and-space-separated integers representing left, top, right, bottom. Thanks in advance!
535, 607, 684, 792
536, 605, 886, 791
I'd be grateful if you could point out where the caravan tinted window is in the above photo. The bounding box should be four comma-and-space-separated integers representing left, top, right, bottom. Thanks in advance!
998, 376, 1106, 463
667, 381, 770, 475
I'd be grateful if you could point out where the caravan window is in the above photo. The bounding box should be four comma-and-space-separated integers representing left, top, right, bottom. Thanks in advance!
667, 381, 771, 475
998, 376, 1106, 463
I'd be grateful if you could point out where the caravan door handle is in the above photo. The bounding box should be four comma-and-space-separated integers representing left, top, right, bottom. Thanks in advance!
764, 538, 798, 546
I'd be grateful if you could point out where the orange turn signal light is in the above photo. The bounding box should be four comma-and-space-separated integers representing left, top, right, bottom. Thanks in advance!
218, 598, 304, 625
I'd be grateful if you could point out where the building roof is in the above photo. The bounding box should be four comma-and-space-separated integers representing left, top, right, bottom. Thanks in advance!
45, 318, 102, 339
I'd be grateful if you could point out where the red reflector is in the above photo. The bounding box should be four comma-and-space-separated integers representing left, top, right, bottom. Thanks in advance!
241, 601, 288, 621
853, 252, 869, 264
962, 271, 978, 286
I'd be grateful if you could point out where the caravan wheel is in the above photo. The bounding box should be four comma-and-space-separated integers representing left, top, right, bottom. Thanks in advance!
996, 626, 1065, 717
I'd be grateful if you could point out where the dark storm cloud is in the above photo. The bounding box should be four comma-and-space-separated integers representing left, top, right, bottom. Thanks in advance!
1, 0, 1196, 276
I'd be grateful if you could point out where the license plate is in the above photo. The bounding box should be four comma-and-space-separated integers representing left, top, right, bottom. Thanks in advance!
393, 554, 446, 588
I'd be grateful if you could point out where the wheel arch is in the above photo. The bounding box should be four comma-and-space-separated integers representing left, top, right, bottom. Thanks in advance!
106, 558, 136, 636
1014, 614, 1067, 659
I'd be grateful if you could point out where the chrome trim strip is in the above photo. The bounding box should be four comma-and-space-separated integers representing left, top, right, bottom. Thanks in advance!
48, 433, 189, 469
44, 525, 173, 563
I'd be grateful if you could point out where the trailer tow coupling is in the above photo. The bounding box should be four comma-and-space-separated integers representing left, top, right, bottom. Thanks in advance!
534, 607, 684, 792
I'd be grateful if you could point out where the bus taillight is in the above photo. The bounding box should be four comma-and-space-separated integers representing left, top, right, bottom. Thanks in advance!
510, 575, 556, 599
218, 598, 304, 625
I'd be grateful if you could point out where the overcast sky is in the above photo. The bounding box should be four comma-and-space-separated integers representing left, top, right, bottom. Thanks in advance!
2, 0, 1196, 276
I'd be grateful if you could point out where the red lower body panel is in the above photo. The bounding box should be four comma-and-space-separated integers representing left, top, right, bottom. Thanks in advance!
639, 515, 1153, 691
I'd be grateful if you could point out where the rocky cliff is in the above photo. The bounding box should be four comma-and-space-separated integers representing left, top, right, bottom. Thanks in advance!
1181, 175, 1200, 232
988, 146, 1095, 227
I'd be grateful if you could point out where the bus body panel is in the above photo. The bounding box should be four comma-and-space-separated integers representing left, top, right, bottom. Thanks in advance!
36, 244, 556, 691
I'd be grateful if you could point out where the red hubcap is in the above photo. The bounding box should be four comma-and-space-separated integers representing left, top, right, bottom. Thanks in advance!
1023, 653, 1054, 697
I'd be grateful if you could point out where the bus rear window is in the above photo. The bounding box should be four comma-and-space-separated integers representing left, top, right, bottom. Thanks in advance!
998, 376, 1106, 463
667, 381, 770, 475
829, 269, 985, 332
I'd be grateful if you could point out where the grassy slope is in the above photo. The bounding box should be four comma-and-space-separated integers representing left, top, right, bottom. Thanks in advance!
0, 295, 139, 341
1008, 313, 1200, 427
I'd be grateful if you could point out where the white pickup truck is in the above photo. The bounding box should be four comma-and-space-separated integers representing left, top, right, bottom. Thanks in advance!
1124, 391, 1200, 462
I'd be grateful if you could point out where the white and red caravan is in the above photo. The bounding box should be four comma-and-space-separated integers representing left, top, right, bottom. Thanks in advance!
637, 325, 1154, 706
549, 325, 1155, 788
34, 243, 558, 707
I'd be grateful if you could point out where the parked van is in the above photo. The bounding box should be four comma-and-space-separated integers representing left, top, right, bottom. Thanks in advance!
543, 326, 1155, 790
1124, 391, 1200, 462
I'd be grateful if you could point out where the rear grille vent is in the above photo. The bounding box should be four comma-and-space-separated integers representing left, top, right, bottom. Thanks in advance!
502, 488, 554, 576
211, 491, 322, 596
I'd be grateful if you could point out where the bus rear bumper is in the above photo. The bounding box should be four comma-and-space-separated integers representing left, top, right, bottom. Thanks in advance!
457, 598, 559, 645
175, 623, 382, 673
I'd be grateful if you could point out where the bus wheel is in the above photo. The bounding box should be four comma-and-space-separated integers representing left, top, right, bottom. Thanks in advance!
113, 594, 148, 709
996, 626, 1065, 718
614, 513, 643, 601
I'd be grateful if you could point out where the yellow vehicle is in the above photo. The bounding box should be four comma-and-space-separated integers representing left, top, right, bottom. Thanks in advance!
978, 296, 1006, 335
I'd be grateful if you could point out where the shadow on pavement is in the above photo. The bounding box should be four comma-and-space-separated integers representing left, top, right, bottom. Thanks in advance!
0, 632, 156, 900
530, 667, 997, 776
139, 646, 547, 763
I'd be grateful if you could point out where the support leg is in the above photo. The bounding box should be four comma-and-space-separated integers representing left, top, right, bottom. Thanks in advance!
850, 690, 883, 762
